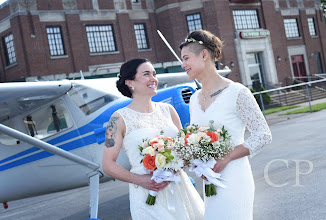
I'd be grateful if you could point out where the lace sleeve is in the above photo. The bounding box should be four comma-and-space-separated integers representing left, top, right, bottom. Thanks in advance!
236, 87, 272, 155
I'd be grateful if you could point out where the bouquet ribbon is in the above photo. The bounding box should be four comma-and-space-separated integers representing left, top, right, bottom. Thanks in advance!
149, 169, 181, 211
190, 158, 226, 189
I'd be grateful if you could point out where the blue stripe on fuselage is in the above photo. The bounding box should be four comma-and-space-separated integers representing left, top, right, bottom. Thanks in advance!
0, 133, 96, 171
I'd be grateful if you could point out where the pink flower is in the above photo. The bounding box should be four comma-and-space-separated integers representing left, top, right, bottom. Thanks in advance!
153, 143, 165, 152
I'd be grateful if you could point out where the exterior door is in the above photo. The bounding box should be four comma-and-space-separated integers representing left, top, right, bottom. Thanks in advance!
247, 52, 266, 91
291, 55, 307, 81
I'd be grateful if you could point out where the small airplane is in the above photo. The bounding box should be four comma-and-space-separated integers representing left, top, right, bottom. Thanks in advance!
0, 69, 228, 218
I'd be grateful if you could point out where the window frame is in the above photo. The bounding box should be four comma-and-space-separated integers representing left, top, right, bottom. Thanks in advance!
307, 17, 317, 37
232, 9, 260, 30
2, 33, 17, 66
283, 18, 300, 38
86, 24, 117, 54
186, 13, 203, 33
46, 26, 66, 57
134, 23, 150, 50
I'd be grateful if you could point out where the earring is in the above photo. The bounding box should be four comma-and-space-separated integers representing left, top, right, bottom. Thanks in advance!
130, 86, 134, 91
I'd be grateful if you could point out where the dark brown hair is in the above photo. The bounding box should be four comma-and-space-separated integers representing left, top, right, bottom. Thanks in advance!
179, 30, 224, 61
116, 58, 149, 98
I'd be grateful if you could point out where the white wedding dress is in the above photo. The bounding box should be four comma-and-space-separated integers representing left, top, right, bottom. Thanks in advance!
116, 102, 204, 220
189, 83, 272, 220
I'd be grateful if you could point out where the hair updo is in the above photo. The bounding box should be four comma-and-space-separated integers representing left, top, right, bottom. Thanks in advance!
116, 58, 149, 98
179, 30, 224, 61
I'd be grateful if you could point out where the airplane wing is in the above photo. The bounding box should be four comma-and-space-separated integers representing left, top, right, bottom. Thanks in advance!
0, 81, 72, 122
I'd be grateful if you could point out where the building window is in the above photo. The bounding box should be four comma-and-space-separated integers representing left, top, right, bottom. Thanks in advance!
284, 18, 300, 38
247, 52, 266, 91
86, 25, 117, 53
2, 33, 17, 66
186, 13, 203, 33
46, 26, 66, 56
134, 24, 149, 50
132, 0, 139, 3
307, 18, 317, 36
233, 10, 260, 30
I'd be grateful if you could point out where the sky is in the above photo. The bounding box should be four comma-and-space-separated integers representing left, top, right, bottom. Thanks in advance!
0, 0, 7, 5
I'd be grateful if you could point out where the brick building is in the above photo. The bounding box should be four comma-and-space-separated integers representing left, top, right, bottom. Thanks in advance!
0, 0, 325, 90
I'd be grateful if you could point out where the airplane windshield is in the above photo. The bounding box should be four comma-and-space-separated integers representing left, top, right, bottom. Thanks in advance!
68, 79, 122, 115
23, 100, 73, 139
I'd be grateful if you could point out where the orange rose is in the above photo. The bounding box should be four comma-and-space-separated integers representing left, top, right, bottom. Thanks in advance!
143, 154, 156, 171
206, 131, 219, 143
184, 132, 193, 145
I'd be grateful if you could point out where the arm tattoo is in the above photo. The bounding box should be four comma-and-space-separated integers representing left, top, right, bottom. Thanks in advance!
105, 116, 119, 148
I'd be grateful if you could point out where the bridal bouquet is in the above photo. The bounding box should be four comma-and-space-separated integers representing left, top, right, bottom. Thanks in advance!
174, 120, 234, 197
139, 132, 184, 205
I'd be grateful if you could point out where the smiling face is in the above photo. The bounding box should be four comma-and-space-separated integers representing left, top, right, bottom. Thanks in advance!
126, 62, 158, 98
181, 45, 206, 80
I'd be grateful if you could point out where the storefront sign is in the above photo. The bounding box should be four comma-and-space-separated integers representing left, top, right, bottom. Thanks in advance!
239, 30, 270, 39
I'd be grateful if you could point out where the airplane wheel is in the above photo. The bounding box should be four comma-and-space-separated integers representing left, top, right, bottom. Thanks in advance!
3, 202, 8, 209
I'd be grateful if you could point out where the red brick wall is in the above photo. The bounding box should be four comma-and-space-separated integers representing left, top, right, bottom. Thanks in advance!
36, 0, 64, 10
0, 0, 326, 82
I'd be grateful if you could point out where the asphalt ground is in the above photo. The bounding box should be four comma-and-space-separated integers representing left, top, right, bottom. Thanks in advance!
1, 106, 326, 220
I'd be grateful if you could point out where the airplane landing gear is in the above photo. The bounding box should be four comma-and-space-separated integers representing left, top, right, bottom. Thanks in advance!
3, 202, 8, 209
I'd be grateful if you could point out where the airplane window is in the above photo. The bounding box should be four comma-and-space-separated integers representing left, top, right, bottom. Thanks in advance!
68, 84, 119, 115
0, 122, 19, 145
23, 100, 73, 139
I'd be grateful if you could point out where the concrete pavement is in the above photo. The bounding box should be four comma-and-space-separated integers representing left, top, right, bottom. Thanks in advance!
1, 106, 326, 220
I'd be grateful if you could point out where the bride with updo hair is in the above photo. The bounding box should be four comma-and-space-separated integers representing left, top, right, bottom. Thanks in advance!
180, 30, 272, 220
102, 58, 204, 220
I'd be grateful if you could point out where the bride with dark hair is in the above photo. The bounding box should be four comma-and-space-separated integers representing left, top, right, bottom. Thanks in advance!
102, 58, 204, 220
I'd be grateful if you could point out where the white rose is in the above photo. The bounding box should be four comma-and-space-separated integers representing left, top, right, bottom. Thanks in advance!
155, 154, 166, 170
142, 147, 155, 156
187, 133, 198, 145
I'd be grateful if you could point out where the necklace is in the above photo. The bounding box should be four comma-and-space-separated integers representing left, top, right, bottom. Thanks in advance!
202, 86, 228, 101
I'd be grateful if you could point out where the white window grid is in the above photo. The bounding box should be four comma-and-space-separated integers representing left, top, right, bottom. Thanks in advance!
307, 18, 317, 36
134, 23, 149, 49
186, 13, 203, 33
3, 33, 17, 66
284, 18, 300, 38
46, 26, 65, 56
233, 10, 260, 30
86, 25, 117, 53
